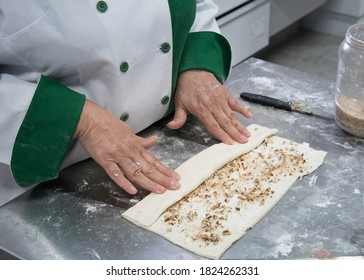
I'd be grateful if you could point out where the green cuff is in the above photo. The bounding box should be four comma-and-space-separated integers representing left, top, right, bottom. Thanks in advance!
178, 31, 232, 83
11, 75, 85, 187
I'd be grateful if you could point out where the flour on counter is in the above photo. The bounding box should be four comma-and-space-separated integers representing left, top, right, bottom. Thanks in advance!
316, 197, 335, 208
248, 77, 276, 91
284, 115, 298, 124
331, 140, 353, 150
354, 189, 361, 194
76, 178, 90, 192
84, 202, 107, 215
272, 234, 294, 258
308, 174, 318, 187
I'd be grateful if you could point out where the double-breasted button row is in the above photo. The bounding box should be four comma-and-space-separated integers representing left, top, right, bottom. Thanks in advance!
119, 95, 170, 122
118, 42, 171, 119
96, 2, 171, 121
118, 42, 170, 74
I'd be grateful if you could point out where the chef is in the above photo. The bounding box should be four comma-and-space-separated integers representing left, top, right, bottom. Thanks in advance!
0, 0, 252, 206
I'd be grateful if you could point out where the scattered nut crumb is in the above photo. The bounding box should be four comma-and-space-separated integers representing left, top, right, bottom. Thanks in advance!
162, 137, 310, 246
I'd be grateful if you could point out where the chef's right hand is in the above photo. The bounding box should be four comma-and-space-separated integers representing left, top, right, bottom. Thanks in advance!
74, 100, 181, 195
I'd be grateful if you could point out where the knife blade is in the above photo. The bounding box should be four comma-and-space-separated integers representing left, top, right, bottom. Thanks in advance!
240, 92, 333, 120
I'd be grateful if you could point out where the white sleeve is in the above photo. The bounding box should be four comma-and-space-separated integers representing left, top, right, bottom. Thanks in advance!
0, 73, 38, 165
190, 0, 221, 33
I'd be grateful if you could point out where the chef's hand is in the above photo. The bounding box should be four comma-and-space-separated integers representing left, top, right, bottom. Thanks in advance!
167, 70, 252, 144
74, 100, 180, 195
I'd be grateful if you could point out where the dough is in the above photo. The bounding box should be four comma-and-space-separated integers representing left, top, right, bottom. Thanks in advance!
122, 124, 327, 259
123, 124, 277, 227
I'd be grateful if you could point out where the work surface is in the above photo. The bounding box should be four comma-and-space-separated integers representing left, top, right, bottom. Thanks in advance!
1, 58, 363, 260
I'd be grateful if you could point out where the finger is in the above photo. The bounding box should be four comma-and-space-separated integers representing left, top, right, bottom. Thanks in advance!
136, 135, 181, 182
228, 95, 253, 119
137, 135, 159, 149
120, 158, 167, 194
230, 113, 251, 139
199, 110, 234, 144
167, 105, 188, 130
103, 161, 137, 194
135, 156, 180, 191
213, 109, 249, 144
222, 103, 251, 140
141, 149, 181, 181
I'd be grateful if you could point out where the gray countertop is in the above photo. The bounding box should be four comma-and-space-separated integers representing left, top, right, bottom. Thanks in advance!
1, 58, 363, 260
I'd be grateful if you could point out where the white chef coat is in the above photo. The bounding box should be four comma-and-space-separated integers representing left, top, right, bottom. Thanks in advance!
0, 0, 231, 206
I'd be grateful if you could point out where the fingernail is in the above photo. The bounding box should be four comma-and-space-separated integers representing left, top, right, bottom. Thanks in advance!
226, 139, 234, 145
127, 186, 137, 195
156, 185, 166, 194
173, 172, 181, 180
240, 137, 248, 143
170, 180, 180, 190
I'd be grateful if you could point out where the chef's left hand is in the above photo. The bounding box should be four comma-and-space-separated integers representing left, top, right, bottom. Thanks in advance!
167, 70, 252, 144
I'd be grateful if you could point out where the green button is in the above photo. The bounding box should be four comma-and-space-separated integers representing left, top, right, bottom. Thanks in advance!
120, 113, 129, 122
161, 95, 170, 105
160, 42, 171, 53
96, 1, 108, 13
120, 62, 129, 73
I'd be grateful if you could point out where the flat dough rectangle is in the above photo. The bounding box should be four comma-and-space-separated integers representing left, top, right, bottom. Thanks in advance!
122, 124, 327, 259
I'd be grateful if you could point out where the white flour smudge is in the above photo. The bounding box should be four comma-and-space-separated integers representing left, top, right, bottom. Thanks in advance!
331, 141, 353, 150
308, 174, 318, 187
354, 189, 361, 195
272, 234, 294, 257
84, 203, 107, 214
77, 179, 90, 191
248, 77, 276, 91
316, 198, 335, 208
284, 115, 298, 124
84, 204, 97, 214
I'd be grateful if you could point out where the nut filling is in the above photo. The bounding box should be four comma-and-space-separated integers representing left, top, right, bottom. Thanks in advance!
335, 95, 364, 138
161, 137, 309, 246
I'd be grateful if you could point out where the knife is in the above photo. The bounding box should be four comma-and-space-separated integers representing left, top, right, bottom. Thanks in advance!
240, 92, 333, 120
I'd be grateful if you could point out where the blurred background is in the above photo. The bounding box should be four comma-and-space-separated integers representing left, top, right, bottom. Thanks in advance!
215, 0, 364, 81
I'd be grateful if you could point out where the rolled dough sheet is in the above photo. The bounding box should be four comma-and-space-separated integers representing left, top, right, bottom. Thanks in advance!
123, 124, 277, 227
122, 124, 327, 259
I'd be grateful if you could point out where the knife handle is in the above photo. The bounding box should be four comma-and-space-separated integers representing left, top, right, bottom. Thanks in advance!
240, 92, 293, 111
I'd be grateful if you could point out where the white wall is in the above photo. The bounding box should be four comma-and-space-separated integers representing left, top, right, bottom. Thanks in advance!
269, 0, 327, 36
302, 0, 364, 37
215, 0, 328, 65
